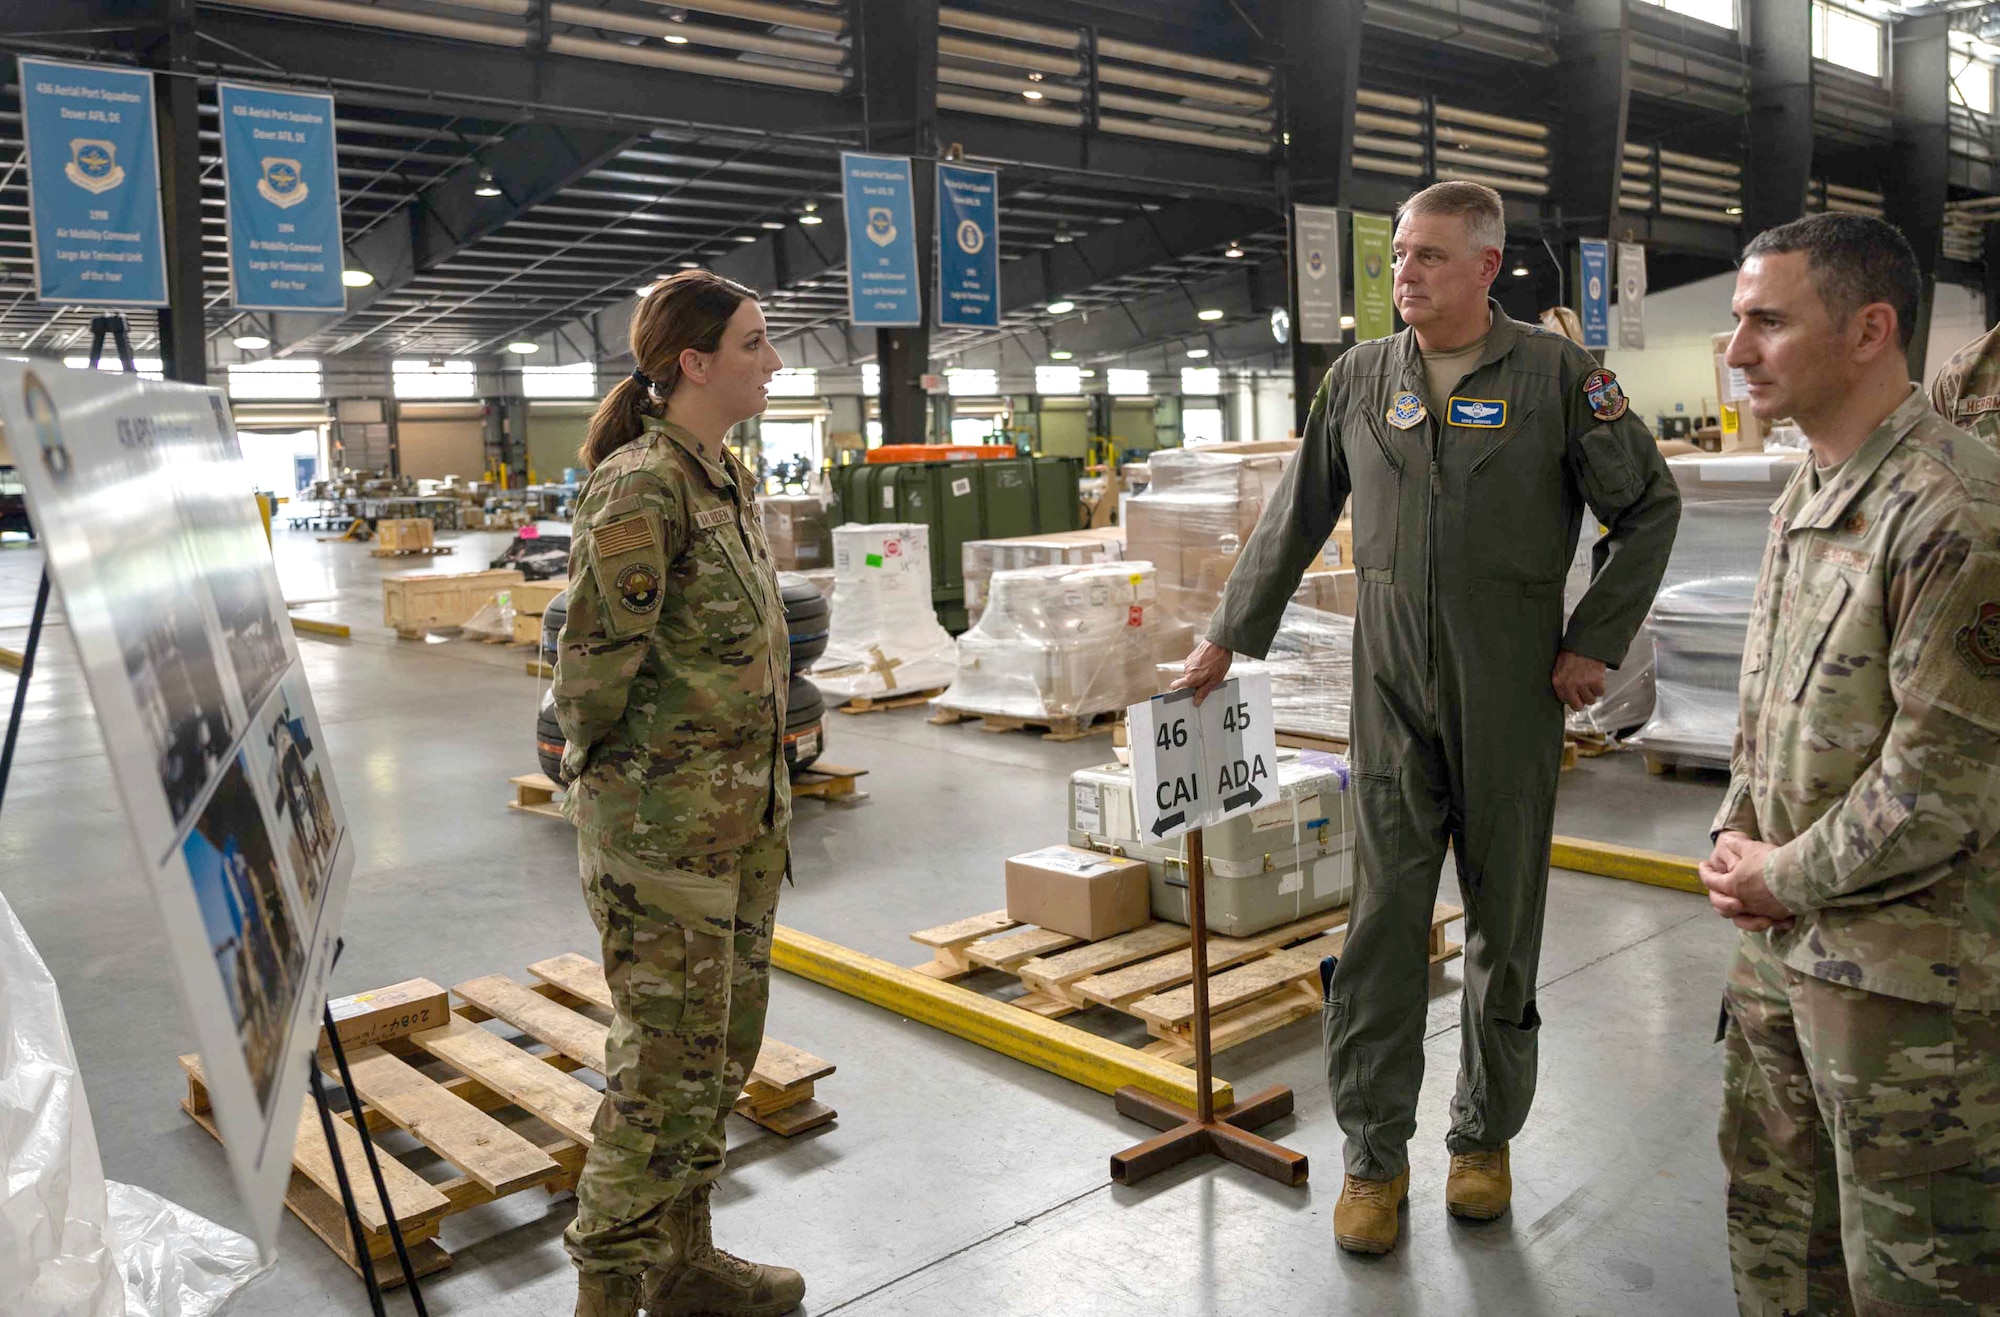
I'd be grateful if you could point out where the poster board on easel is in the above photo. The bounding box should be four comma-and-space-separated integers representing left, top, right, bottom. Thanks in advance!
0, 358, 351, 1253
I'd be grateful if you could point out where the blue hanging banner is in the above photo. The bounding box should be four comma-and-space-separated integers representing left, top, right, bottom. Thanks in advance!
219, 82, 346, 312
1579, 238, 1611, 350
935, 162, 1000, 329
19, 56, 168, 307
841, 151, 921, 328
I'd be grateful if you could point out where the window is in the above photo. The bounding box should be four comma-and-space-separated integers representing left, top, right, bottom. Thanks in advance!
1635, 0, 1735, 31
1183, 408, 1225, 444
951, 415, 1001, 444
861, 363, 879, 397
63, 355, 164, 382
392, 358, 476, 400
946, 368, 997, 397
1179, 367, 1220, 396
1953, 51, 1995, 115
228, 358, 324, 400
1106, 368, 1150, 397
520, 362, 595, 399
1811, 4, 1881, 79
1035, 365, 1082, 395
765, 368, 818, 398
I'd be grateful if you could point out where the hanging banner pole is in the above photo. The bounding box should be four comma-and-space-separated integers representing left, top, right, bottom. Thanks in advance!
19, 55, 169, 306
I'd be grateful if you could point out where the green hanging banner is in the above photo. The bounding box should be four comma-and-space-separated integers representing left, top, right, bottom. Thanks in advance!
1351, 211, 1395, 343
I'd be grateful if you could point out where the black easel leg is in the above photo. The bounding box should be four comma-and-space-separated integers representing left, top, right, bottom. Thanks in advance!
0, 570, 52, 816
309, 1062, 391, 1317
323, 1003, 431, 1314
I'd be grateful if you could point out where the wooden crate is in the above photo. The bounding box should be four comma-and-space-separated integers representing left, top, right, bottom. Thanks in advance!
383, 568, 525, 640
510, 580, 568, 616
177, 955, 836, 1286
376, 518, 434, 551
909, 902, 1462, 1066
511, 610, 545, 646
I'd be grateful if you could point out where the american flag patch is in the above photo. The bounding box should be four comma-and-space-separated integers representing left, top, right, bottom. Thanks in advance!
695, 506, 734, 529
594, 515, 654, 556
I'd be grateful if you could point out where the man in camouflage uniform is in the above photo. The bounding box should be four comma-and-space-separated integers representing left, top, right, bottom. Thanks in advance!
556, 406, 800, 1317
1704, 213, 2000, 1315
1930, 320, 2000, 452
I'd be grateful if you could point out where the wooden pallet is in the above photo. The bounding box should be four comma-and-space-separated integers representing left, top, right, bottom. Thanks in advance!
836, 686, 946, 714
791, 763, 869, 803
927, 705, 1121, 743
509, 773, 565, 820
176, 958, 835, 1285
1642, 750, 1728, 777
909, 901, 1463, 1066
370, 546, 455, 558
1274, 729, 1349, 756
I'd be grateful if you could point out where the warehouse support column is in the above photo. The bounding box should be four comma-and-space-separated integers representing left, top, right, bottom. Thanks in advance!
1553, 0, 1629, 353
1887, 13, 1950, 378
1280, 0, 1362, 433
1985, 224, 2000, 334
156, 0, 206, 385
1742, 0, 1813, 240
856, 0, 939, 447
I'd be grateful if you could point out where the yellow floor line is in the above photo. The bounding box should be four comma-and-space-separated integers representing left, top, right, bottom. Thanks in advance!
289, 615, 352, 638
0, 646, 21, 672
772, 925, 1231, 1111
1551, 835, 1704, 895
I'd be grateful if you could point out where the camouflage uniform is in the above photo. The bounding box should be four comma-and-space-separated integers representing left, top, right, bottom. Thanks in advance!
1929, 322, 2000, 454
554, 413, 790, 1278
1715, 386, 2000, 1314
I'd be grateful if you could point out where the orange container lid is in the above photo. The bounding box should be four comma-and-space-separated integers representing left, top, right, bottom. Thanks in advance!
865, 444, 1015, 464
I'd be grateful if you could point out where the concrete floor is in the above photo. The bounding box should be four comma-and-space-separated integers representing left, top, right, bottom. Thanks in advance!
0, 522, 1744, 1316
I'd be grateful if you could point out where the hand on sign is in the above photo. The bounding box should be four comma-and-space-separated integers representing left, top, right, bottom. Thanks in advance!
1551, 650, 1607, 712
1173, 639, 1234, 706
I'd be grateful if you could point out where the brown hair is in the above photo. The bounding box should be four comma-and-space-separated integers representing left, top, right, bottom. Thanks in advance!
580, 269, 757, 471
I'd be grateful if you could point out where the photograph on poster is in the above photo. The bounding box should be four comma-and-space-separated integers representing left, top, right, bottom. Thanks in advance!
178, 411, 291, 714
184, 751, 304, 1111
244, 674, 341, 918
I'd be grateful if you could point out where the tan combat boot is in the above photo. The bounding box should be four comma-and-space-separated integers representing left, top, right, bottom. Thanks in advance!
1446, 1145, 1511, 1220
1333, 1168, 1410, 1255
642, 1185, 806, 1317
575, 1271, 641, 1317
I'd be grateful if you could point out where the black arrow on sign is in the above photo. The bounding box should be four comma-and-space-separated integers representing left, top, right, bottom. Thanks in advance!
1151, 811, 1186, 837
1223, 786, 1264, 813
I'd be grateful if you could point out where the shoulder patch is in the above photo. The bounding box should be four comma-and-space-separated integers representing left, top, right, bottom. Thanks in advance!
594, 514, 655, 558
1582, 368, 1628, 422
1956, 600, 2000, 678
615, 563, 661, 614
1908, 551, 2000, 734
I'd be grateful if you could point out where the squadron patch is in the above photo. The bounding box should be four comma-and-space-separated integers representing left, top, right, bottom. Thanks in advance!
1955, 600, 2000, 677
1582, 368, 1628, 422
1387, 391, 1426, 429
616, 563, 662, 614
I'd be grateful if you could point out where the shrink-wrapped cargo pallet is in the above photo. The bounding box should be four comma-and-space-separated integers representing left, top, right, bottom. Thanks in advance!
760, 492, 834, 572
962, 527, 1125, 622
809, 523, 958, 700
937, 561, 1193, 722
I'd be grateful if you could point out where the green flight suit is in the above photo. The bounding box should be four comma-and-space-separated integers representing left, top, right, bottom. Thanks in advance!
1209, 302, 1680, 1179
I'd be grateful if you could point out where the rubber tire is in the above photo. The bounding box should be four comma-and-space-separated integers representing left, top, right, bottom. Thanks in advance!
535, 689, 565, 782
786, 672, 825, 729
781, 577, 829, 673
540, 589, 568, 666
786, 717, 825, 773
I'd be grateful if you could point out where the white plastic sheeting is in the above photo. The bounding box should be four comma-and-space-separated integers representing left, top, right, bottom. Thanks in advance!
1, 889, 264, 1317
938, 561, 1192, 720
810, 522, 958, 699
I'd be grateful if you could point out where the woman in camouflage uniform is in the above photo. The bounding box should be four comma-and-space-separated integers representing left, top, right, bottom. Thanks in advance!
553, 270, 800, 1317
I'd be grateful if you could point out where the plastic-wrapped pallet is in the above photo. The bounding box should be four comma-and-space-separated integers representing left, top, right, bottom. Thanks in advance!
938, 562, 1192, 721
1152, 603, 1356, 745
760, 492, 834, 572
962, 528, 1125, 622
1066, 749, 1355, 935
1563, 534, 1657, 739
809, 522, 958, 700
1624, 452, 1804, 767
1124, 445, 1290, 624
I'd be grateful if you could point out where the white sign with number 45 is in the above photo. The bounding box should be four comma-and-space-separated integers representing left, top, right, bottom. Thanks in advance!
1127, 672, 1279, 842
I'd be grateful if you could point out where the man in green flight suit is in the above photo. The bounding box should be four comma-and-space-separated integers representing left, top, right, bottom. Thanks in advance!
1178, 181, 1680, 1254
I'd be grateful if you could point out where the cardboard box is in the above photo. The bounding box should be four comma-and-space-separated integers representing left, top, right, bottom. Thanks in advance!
377, 517, 435, 551
1711, 332, 1766, 453
1004, 845, 1150, 940
1294, 567, 1358, 615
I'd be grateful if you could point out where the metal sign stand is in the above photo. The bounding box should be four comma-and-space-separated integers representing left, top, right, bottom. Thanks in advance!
0, 325, 427, 1310
1108, 823, 1309, 1187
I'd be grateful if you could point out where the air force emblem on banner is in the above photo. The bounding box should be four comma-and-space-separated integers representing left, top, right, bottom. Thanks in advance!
866, 206, 897, 247
257, 157, 309, 209
1583, 367, 1629, 422
1448, 397, 1507, 427
65, 139, 125, 194
1387, 391, 1425, 429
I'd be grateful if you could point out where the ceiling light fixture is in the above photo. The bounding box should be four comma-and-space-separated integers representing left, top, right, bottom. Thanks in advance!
1197, 308, 1225, 322
1046, 300, 1075, 315
677, 260, 700, 269
1511, 265, 1529, 277
1225, 243, 1245, 258
1027, 71, 1044, 82
341, 268, 374, 287
760, 220, 786, 230
1339, 315, 1355, 329
735, 234, 758, 243
1049, 350, 1073, 360
665, 32, 690, 43
799, 213, 824, 225
1022, 89, 1044, 101
1726, 205, 1743, 216
1186, 347, 1209, 359
474, 168, 501, 198
232, 334, 270, 351
507, 341, 539, 354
